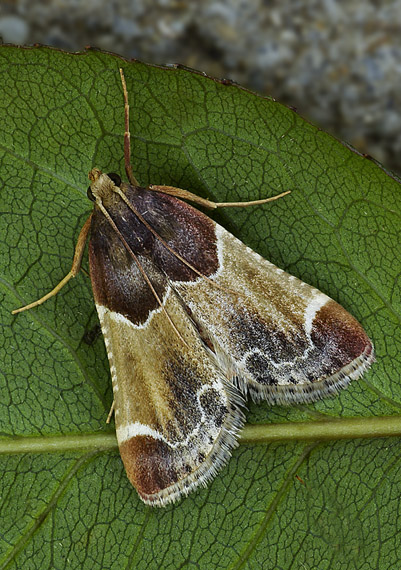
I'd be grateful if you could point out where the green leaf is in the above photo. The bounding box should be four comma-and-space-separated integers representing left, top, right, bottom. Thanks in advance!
1, 46, 400, 569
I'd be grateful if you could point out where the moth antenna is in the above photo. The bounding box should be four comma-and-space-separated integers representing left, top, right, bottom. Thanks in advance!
117, 67, 287, 296
117, 69, 287, 302
12, 215, 92, 314
119, 68, 139, 187
96, 197, 189, 348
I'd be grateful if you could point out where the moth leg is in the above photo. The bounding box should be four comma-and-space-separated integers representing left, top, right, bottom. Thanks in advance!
106, 400, 115, 424
147, 184, 291, 209
12, 214, 92, 315
119, 68, 139, 187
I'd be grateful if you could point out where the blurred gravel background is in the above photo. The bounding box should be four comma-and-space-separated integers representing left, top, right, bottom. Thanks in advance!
1, 0, 400, 174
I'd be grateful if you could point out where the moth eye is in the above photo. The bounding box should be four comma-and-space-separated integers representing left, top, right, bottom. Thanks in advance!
87, 187, 96, 202
107, 172, 122, 186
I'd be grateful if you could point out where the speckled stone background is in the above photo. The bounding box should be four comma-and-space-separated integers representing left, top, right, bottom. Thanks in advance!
1, 0, 400, 173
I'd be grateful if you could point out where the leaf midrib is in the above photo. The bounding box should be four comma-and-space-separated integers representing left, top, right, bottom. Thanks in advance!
2, 415, 401, 456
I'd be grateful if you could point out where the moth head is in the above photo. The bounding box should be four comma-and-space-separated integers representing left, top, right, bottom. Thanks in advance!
87, 168, 122, 204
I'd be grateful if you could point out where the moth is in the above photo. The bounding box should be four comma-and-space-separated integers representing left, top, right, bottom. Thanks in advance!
13, 69, 374, 507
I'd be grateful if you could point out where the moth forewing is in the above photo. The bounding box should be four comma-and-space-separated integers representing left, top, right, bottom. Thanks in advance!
172, 223, 374, 405
94, 296, 246, 506
87, 168, 248, 506
13, 68, 374, 507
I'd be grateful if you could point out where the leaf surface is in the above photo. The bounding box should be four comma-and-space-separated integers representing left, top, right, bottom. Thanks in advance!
1, 46, 400, 569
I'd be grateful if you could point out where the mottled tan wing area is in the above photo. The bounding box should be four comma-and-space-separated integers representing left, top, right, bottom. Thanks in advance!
95, 286, 244, 506
174, 223, 374, 404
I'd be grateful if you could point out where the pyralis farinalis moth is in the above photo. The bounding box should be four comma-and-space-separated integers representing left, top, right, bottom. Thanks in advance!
13, 69, 374, 507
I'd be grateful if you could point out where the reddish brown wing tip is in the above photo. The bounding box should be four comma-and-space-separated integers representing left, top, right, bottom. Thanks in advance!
312, 300, 374, 369
248, 298, 374, 405
118, 399, 245, 507
119, 436, 179, 499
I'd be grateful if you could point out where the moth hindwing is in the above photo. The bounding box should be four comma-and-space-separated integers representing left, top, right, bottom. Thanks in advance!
14, 68, 374, 507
